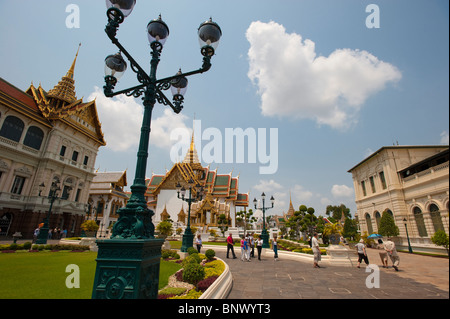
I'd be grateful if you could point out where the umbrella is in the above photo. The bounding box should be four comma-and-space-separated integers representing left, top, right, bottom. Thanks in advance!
367, 233, 382, 239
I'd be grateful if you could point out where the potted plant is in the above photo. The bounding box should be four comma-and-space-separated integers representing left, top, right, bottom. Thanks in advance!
157, 220, 173, 250
80, 220, 99, 237
323, 222, 343, 245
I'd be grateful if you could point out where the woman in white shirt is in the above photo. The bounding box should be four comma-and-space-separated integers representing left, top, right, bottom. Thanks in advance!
256, 235, 263, 261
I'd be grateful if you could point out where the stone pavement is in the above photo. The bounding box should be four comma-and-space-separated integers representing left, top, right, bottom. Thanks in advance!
3, 239, 448, 299
209, 245, 449, 299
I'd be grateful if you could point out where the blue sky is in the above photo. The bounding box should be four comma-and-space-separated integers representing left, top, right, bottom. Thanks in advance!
0, 0, 448, 217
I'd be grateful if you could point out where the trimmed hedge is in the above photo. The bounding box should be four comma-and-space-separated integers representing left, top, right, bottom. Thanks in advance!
0, 243, 90, 252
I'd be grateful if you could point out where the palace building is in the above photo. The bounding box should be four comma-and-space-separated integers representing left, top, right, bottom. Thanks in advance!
0, 46, 106, 238
146, 134, 249, 231
348, 145, 449, 254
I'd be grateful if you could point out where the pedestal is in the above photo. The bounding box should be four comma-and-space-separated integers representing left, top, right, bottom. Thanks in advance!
261, 229, 270, 249
326, 244, 357, 267
180, 228, 194, 252
92, 238, 164, 299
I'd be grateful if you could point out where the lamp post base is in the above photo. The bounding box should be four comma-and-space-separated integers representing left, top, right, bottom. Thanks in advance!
180, 229, 194, 253
35, 227, 49, 245
92, 238, 163, 299
261, 229, 270, 249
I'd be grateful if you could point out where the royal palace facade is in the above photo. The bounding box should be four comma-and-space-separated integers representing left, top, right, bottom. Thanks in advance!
348, 145, 449, 253
0, 46, 106, 239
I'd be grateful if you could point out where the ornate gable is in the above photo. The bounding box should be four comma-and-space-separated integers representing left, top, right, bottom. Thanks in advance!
26, 45, 105, 146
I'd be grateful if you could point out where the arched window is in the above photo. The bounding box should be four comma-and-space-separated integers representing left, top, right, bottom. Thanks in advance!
413, 207, 428, 237
23, 126, 44, 150
0, 116, 24, 142
365, 213, 374, 234
386, 209, 394, 218
429, 204, 444, 232
375, 211, 381, 228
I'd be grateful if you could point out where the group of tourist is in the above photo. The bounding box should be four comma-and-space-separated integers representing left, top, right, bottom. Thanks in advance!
354, 237, 400, 271
200, 231, 401, 272
225, 233, 270, 261
32, 225, 67, 243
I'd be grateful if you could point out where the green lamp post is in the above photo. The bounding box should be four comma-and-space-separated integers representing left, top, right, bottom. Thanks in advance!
403, 218, 414, 254
176, 180, 204, 252
91, 0, 221, 299
253, 193, 275, 249
36, 181, 64, 244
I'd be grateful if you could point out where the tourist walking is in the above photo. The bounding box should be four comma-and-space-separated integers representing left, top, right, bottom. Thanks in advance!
272, 235, 278, 261
377, 239, 389, 268
195, 234, 202, 253
356, 239, 370, 268
384, 237, 400, 271
32, 227, 40, 243
241, 236, 250, 261
226, 233, 237, 259
250, 233, 255, 258
245, 235, 251, 261
256, 235, 263, 261
312, 232, 321, 268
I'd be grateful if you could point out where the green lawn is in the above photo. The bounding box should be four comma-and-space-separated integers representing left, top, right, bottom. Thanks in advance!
0, 251, 181, 299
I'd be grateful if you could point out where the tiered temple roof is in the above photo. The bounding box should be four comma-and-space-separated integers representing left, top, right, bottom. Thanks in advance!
145, 131, 249, 226
26, 44, 105, 146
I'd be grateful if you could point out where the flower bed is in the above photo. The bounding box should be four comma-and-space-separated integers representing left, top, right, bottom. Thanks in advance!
158, 248, 225, 299
278, 239, 327, 255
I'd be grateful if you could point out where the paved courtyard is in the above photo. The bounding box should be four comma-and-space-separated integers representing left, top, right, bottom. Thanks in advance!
212, 246, 449, 299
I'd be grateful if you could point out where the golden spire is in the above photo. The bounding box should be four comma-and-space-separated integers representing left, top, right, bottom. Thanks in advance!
183, 126, 200, 164
47, 43, 81, 104
287, 190, 295, 217
66, 43, 81, 80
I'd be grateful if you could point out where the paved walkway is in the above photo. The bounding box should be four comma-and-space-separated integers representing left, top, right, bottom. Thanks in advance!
209, 245, 448, 299
4, 239, 448, 299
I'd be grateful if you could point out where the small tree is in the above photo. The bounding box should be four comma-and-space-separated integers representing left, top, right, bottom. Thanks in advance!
156, 220, 173, 238
236, 209, 257, 236
342, 218, 358, 240
217, 213, 229, 237
322, 222, 343, 245
431, 230, 449, 256
81, 220, 99, 232
378, 211, 399, 237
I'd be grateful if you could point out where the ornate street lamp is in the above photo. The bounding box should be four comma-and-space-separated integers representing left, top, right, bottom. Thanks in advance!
176, 180, 204, 252
253, 193, 275, 248
92, 2, 221, 300
403, 218, 413, 253
36, 181, 66, 244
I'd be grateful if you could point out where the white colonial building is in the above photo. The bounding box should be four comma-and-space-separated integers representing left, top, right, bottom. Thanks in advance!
348, 145, 449, 254
87, 171, 128, 238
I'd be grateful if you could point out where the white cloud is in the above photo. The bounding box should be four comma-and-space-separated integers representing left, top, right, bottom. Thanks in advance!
89, 87, 142, 151
292, 184, 313, 203
246, 21, 402, 129
150, 108, 190, 150
253, 179, 283, 193
89, 87, 190, 152
440, 131, 449, 145
331, 184, 354, 198
364, 148, 375, 158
